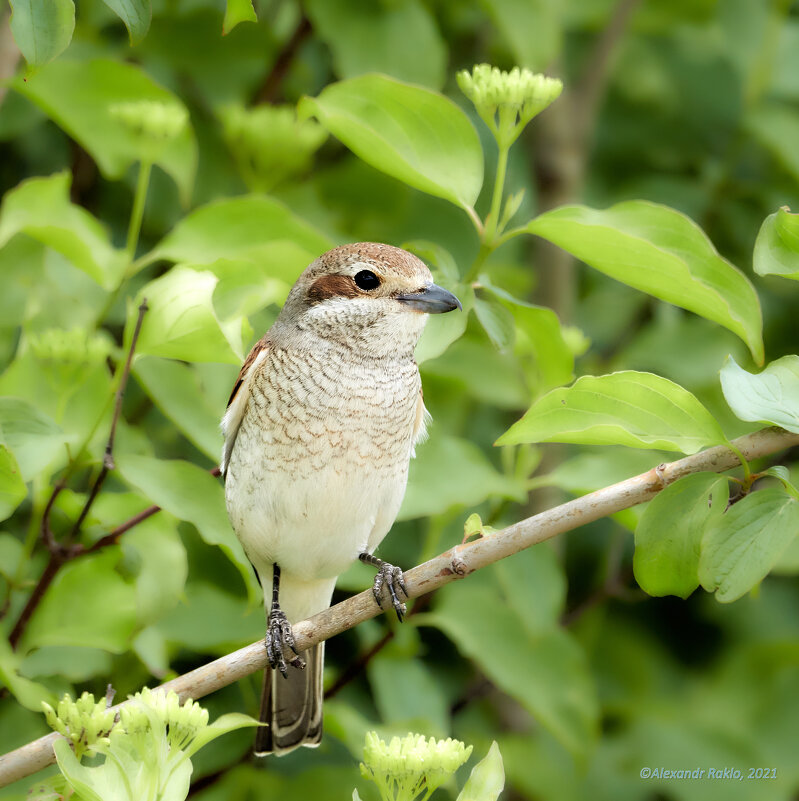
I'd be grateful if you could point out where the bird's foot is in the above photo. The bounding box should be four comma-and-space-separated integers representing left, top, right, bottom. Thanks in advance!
360, 553, 407, 621
265, 606, 305, 677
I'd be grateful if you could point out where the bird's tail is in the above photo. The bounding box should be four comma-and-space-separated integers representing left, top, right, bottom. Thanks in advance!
255, 642, 324, 756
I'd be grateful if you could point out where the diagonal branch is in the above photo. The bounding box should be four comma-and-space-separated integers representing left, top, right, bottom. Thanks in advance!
0, 426, 797, 788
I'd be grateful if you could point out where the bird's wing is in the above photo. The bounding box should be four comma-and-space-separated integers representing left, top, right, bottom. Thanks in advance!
221, 337, 270, 475
411, 387, 431, 457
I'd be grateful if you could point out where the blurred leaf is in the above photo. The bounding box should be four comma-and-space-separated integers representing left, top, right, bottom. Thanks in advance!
422, 568, 598, 759
527, 201, 764, 364
474, 295, 515, 351
185, 712, 262, 757
132, 267, 245, 364
0, 534, 24, 580
13, 59, 197, 203
147, 195, 331, 268
497, 371, 728, 453
0, 397, 65, 481
401, 434, 525, 519
300, 74, 483, 210
699, 488, 799, 603
134, 357, 222, 462
634, 473, 729, 599
101, 0, 151, 43
9, 0, 74, 69
305, 0, 446, 88
481, 0, 560, 70
19, 646, 111, 681
367, 655, 448, 735
748, 103, 799, 189
456, 741, 505, 801
753, 207, 799, 281
21, 549, 138, 653
222, 0, 256, 35
0, 636, 56, 711
0, 172, 124, 290
116, 454, 259, 602
720, 355, 799, 434
0, 444, 26, 522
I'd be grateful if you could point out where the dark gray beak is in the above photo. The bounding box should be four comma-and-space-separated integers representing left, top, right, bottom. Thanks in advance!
396, 283, 462, 314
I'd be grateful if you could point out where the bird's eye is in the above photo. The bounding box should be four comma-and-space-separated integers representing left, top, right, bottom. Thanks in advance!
354, 269, 381, 290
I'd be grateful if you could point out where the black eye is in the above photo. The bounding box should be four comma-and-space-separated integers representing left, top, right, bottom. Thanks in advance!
354, 269, 381, 290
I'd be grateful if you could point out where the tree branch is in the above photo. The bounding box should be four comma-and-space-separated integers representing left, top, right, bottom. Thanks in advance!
254, 15, 312, 104
1, 426, 797, 788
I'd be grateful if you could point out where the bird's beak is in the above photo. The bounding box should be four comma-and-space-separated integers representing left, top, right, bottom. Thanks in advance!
395, 283, 462, 314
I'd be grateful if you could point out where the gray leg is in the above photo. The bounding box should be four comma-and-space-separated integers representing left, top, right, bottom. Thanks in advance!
359, 552, 408, 622
266, 564, 305, 677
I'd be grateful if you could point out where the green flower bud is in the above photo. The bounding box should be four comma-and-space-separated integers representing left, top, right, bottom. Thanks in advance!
457, 64, 562, 146
109, 100, 188, 161
219, 103, 327, 192
41, 692, 116, 759
29, 328, 113, 366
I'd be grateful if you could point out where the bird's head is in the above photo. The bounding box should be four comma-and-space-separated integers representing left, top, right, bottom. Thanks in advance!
277, 243, 461, 357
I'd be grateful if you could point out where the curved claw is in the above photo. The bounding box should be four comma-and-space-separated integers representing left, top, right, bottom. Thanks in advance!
372, 563, 408, 621
265, 607, 305, 677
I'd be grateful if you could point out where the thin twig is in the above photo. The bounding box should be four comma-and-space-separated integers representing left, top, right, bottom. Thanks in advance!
254, 15, 312, 104
67, 300, 149, 541
1, 427, 796, 788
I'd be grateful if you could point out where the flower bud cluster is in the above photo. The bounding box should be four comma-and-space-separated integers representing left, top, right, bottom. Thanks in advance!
457, 64, 562, 146
29, 328, 113, 366
42, 692, 116, 759
109, 100, 188, 155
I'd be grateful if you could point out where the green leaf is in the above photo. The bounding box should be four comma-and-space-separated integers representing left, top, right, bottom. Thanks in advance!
0, 636, 56, 711
184, 712, 262, 757
9, 0, 75, 69
101, 0, 151, 44
116, 454, 260, 602
753, 207, 799, 281
634, 473, 729, 599
147, 195, 332, 268
0, 397, 65, 481
481, 0, 560, 71
699, 488, 799, 603
300, 74, 483, 210
720, 355, 799, 434
497, 371, 728, 454
222, 0, 256, 34
13, 59, 197, 203
0, 445, 26, 522
748, 103, 799, 189
401, 434, 526, 520
0, 172, 125, 289
455, 741, 505, 801
134, 357, 224, 462
21, 549, 138, 653
305, 0, 446, 89
421, 568, 597, 759
133, 267, 245, 364
526, 201, 764, 363
474, 295, 516, 351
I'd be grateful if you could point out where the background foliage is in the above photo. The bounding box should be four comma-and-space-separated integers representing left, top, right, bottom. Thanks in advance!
1, 1, 799, 800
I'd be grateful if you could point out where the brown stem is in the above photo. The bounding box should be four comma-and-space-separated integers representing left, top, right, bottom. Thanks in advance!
254, 15, 312, 104
8, 556, 63, 649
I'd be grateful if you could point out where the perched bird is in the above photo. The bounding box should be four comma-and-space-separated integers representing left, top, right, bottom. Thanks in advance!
221, 243, 461, 755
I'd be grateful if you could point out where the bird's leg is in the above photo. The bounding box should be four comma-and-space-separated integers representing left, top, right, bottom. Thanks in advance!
359, 552, 407, 622
266, 564, 305, 677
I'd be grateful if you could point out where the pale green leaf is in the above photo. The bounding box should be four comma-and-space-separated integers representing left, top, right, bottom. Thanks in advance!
9, 0, 75, 68
222, 0, 256, 34
101, 0, 151, 43
116, 454, 260, 603
474, 295, 515, 351
0, 173, 124, 289
0, 397, 65, 481
699, 488, 799, 602
0, 636, 56, 711
720, 355, 799, 434
21, 549, 138, 653
527, 201, 764, 363
634, 473, 729, 599
300, 74, 483, 209
133, 267, 244, 364
0, 445, 26, 522
456, 741, 505, 801
184, 712, 262, 757
146, 195, 331, 268
13, 59, 197, 203
481, 0, 560, 70
497, 371, 727, 454
305, 0, 446, 88
753, 207, 799, 281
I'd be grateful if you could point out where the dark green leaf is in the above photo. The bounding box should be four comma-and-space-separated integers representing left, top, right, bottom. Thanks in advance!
481, 0, 560, 70
300, 74, 483, 209
634, 473, 729, 598
9, 0, 74, 68
100, 0, 151, 44
527, 201, 764, 363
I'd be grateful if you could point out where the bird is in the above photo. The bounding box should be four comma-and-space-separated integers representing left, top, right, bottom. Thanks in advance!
220, 242, 461, 755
